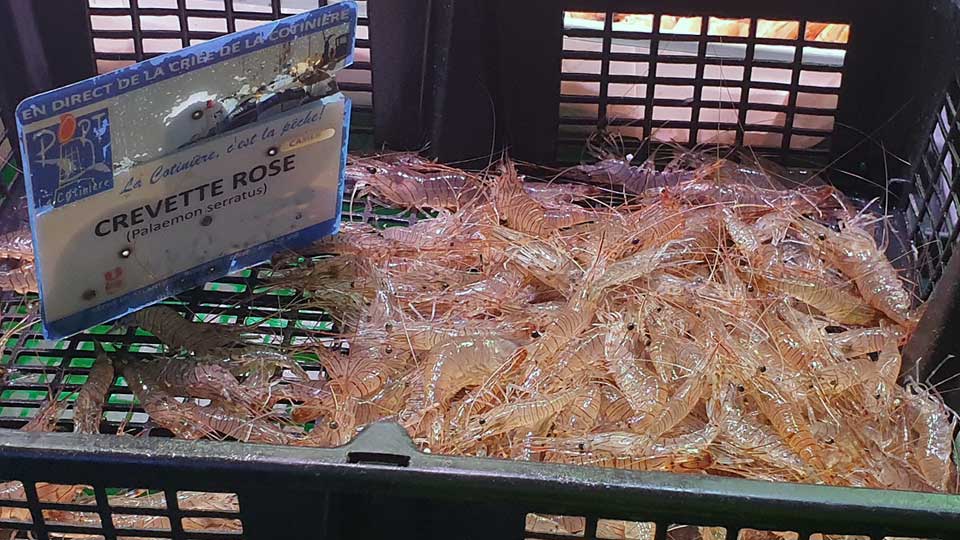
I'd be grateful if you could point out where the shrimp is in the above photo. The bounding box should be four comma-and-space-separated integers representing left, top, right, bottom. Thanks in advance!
0, 227, 34, 260
632, 342, 715, 443
491, 226, 578, 291
904, 383, 956, 491
827, 325, 905, 358
594, 242, 678, 290
742, 372, 827, 474
423, 336, 518, 405
126, 305, 243, 354
813, 358, 878, 396
495, 159, 594, 236
468, 388, 581, 438
533, 423, 719, 460
603, 314, 667, 415
132, 356, 258, 407
759, 270, 879, 325
800, 217, 917, 327
715, 385, 806, 475
524, 182, 602, 206
324, 348, 390, 400
0, 259, 37, 294
120, 359, 281, 442
568, 157, 696, 194
347, 157, 481, 211
554, 385, 603, 435
73, 351, 114, 434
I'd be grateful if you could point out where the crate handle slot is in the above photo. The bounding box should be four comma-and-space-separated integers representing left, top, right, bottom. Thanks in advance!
347, 451, 411, 467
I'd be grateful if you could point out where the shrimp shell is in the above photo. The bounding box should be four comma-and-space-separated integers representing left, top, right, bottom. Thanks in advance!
759, 272, 879, 325
817, 220, 917, 327
828, 325, 905, 359
495, 160, 594, 236
554, 385, 603, 435
0, 227, 34, 259
324, 350, 390, 400
128, 305, 242, 354
0, 259, 37, 294
423, 336, 517, 405
348, 158, 480, 210
471, 388, 580, 438
905, 385, 956, 491
73, 352, 114, 434
745, 374, 827, 474
604, 317, 666, 415
636, 364, 712, 442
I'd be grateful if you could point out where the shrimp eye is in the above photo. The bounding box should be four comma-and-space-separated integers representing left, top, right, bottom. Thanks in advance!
577, 442, 586, 452
627, 323, 636, 331
746, 284, 755, 292
759, 366, 767, 373
531, 330, 542, 338
499, 218, 508, 226
737, 385, 745, 392
384, 323, 393, 331
478, 418, 486, 425
365, 166, 378, 174
631, 239, 640, 245
328, 421, 339, 429
385, 345, 394, 354
817, 233, 826, 241
825, 437, 834, 444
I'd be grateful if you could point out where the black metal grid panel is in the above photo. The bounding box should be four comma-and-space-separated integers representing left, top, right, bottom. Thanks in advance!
556, 10, 848, 166
0, 481, 243, 540
84, 0, 374, 140
0, 198, 420, 432
907, 74, 960, 300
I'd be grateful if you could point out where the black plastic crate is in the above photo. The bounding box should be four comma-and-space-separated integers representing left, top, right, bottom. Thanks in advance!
1, 1, 960, 539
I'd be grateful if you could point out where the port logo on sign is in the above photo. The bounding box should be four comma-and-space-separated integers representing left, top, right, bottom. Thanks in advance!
26, 109, 113, 209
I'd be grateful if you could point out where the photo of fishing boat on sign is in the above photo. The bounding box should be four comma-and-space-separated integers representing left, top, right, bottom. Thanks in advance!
175, 25, 353, 151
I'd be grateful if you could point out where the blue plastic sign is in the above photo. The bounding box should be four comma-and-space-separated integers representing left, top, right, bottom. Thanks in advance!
17, 2, 357, 338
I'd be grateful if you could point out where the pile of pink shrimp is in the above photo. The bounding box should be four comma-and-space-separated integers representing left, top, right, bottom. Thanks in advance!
1, 151, 957, 540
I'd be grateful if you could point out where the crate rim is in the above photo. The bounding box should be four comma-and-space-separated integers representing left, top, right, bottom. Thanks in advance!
1, 422, 958, 538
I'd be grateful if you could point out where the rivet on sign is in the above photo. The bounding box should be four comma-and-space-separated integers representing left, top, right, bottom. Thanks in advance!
192, 109, 204, 120
82, 289, 97, 301
201, 215, 213, 226
119, 247, 132, 258
267, 147, 279, 157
